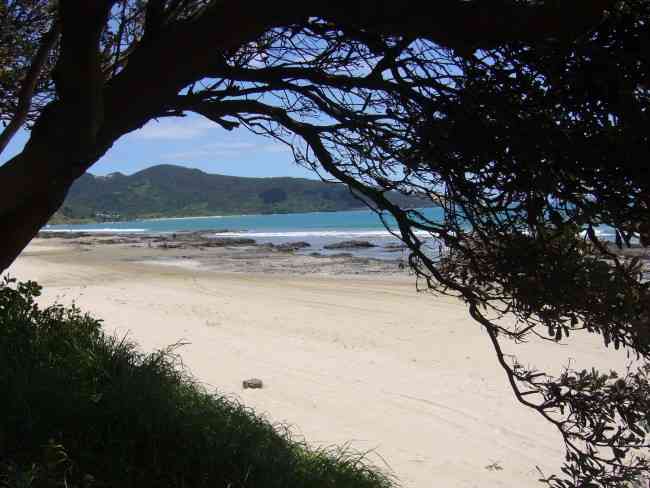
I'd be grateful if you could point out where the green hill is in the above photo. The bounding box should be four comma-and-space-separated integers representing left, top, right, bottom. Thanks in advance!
52, 164, 427, 223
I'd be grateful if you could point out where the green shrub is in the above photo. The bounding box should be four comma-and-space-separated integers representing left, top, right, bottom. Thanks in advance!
0, 277, 394, 488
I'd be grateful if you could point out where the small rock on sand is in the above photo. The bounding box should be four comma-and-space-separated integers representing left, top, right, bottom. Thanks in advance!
242, 378, 264, 389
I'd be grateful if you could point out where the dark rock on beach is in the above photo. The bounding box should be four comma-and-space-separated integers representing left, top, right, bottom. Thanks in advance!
37, 231, 94, 239
275, 241, 311, 252
96, 237, 136, 245
158, 237, 257, 250
242, 378, 264, 389
383, 242, 407, 252
167, 230, 233, 241
323, 240, 376, 250
199, 237, 256, 247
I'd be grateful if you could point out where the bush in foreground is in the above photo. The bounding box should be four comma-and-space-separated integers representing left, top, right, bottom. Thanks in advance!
0, 277, 394, 488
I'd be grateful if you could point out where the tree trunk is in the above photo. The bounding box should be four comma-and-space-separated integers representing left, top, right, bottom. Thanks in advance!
0, 183, 69, 274
0, 113, 95, 274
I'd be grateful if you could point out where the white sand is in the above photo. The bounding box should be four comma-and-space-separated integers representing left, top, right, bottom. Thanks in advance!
6, 239, 632, 488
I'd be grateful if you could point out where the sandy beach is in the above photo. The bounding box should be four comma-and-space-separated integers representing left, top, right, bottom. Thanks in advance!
6, 235, 636, 488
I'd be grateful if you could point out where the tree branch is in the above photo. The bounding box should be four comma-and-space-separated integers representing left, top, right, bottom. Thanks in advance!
0, 21, 60, 156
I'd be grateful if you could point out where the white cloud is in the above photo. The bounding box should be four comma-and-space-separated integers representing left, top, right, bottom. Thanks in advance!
129, 118, 217, 140
162, 140, 290, 161
205, 141, 258, 151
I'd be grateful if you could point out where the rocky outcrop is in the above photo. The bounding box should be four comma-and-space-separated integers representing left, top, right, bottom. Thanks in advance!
199, 237, 256, 247
275, 241, 311, 252
37, 231, 94, 239
323, 240, 376, 250
383, 242, 407, 252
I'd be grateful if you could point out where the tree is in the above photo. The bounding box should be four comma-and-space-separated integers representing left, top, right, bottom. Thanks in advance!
1, 1, 649, 486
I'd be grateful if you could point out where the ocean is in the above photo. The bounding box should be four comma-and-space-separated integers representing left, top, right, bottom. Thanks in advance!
43, 206, 619, 259
43, 208, 444, 260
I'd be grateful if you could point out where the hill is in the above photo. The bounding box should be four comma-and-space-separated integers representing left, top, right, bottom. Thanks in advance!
51, 164, 428, 223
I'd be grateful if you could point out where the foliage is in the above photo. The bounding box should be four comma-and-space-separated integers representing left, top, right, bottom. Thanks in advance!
1, 1, 649, 486
0, 277, 395, 488
0, 0, 56, 127
172, 6, 650, 486
52, 164, 428, 222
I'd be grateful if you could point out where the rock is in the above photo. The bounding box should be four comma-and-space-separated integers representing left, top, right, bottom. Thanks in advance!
242, 378, 264, 389
160, 242, 184, 249
98, 238, 134, 245
383, 242, 407, 251
328, 252, 354, 258
178, 237, 257, 248
203, 237, 256, 247
323, 240, 376, 250
37, 231, 93, 239
275, 241, 311, 252
170, 230, 233, 241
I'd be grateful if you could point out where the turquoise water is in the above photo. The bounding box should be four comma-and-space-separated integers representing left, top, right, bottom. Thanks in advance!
43, 207, 620, 259
44, 208, 444, 259
44, 208, 442, 236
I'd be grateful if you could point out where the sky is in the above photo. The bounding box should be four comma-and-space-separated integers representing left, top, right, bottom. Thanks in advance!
0, 113, 319, 179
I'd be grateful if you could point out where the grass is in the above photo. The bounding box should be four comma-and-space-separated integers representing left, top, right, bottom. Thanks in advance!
0, 277, 395, 488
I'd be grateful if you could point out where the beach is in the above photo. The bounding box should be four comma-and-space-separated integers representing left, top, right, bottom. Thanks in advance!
6, 234, 635, 488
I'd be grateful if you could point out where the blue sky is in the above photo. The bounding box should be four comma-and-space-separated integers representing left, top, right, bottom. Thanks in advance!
0, 113, 318, 179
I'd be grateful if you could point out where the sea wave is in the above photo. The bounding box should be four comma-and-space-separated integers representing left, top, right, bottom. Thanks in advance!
142, 215, 225, 222
210, 230, 426, 239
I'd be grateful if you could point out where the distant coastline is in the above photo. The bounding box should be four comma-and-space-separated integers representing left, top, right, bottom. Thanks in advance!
49, 205, 382, 225
51, 163, 432, 224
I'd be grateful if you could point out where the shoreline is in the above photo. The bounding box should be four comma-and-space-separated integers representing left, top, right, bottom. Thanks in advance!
46, 206, 407, 226
34, 230, 411, 271
6, 236, 637, 488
